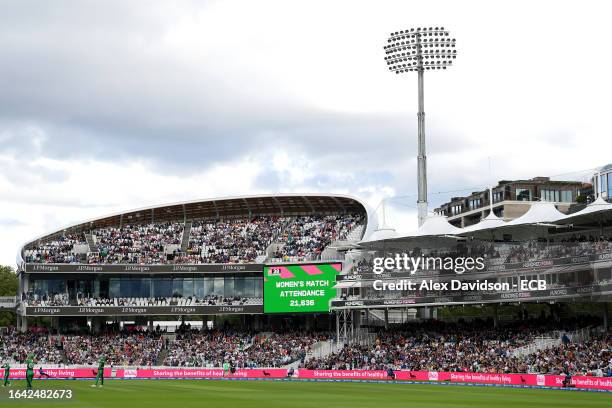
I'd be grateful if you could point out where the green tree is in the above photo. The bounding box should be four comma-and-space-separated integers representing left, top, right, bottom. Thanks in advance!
0, 265, 18, 326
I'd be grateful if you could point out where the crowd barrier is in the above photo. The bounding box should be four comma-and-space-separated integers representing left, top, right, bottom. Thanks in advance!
7, 368, 612, 390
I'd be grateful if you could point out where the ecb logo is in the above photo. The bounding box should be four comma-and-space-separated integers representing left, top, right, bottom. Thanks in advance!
428, 372, 438, 381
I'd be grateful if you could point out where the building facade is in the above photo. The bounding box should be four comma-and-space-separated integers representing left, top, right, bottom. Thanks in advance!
593, 163, 612, 201
434, 177, 589, 228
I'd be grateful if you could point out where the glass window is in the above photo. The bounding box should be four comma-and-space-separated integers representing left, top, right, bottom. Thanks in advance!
516, 188, 531, 201
600, 174, 607, 195
560, 190, 572, 203
541, 189, 561, 202
234, 277, 245, 297
213, 277, 224, 296
153, 278, 172, 297
142, 278, 151, 298
203, 277, 214, 296
244, 277, 255, 298
120, 279, 133, 298
183, 278, 193, 297
194, 278, 204, 298
109, 278, 120, 298
172, 278, 183, 297
254, 278, 263, 298
224, 276, 234, 297
607, 173, 612, 199
451, 204, 462, 215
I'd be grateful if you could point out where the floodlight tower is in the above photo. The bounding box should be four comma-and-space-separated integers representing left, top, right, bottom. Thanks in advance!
384, 27, 457, 226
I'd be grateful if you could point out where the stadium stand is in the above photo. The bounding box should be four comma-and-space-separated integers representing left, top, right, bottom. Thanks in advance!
62, 332, 163, 366
303, 320, 611, 376
23, 233, 87, 264
1, 322, 608, 376
23, 214, 364, 265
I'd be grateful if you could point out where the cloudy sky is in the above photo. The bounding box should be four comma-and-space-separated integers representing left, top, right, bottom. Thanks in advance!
1, 0, 610, 266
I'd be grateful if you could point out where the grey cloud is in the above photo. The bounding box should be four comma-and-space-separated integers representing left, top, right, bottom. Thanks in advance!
0, 0, 480, 210
0, 1, 474, 178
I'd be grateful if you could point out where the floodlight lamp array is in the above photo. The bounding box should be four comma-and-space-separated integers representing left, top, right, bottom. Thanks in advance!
383, 27, 457, 74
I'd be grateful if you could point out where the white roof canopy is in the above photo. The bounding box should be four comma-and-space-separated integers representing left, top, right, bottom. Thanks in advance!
360, 225, 399, 243
403, 214, 463, 237
504, 201, 565, 227
461, 211, 507, 233
557, 196, 612, 223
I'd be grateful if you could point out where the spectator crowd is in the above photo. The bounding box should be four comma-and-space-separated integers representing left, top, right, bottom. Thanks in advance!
304, 321, 611, 377
1, 322, 609, 377
24, 214, 363, 265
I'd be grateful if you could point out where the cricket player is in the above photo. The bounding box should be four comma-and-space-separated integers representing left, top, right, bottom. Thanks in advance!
25, 356, 35, 390
38, 366, 51, 379
1, 362, 10, 387
92, 357, 105, 387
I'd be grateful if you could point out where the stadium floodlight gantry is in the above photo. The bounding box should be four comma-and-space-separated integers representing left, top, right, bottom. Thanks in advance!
384, 26, 457, 227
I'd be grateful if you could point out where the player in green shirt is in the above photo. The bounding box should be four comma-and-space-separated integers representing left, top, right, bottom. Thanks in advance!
2, 362, 10, 387
222, 361, 230, 377
92, 357, 105, 387
25, 355, 35, 390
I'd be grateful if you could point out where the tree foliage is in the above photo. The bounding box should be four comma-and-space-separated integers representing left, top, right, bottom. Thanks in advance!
0, 265, 18, 296
0, 265, 18, 326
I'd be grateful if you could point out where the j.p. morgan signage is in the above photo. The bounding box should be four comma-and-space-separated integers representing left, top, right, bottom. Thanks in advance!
24, 263, 264, 274
25, 304, 263, 316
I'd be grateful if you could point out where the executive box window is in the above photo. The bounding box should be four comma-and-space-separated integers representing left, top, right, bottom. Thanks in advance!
30, 279, 66, 298
516, 188, 532, 201
468, 198, 481, 210
541, 189, 573, 203
110, 278, 153, 298
451, 204, 462, 215
561, 190, 572, 202
30, 275, 263, 300
153, 279, 172, 297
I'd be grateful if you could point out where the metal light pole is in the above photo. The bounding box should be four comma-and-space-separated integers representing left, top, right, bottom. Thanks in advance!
384, 27, 456, 226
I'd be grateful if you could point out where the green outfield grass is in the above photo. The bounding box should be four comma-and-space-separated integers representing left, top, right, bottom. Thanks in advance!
0, 379, 609, 408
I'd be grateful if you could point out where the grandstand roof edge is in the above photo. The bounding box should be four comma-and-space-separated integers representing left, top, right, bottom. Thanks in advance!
17, 193, 376, 262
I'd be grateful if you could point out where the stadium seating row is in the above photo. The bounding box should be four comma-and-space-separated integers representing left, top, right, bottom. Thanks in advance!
23, 214, 363, 264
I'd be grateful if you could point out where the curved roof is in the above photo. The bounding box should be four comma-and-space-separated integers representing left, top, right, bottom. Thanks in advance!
20, 193, 375, 252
